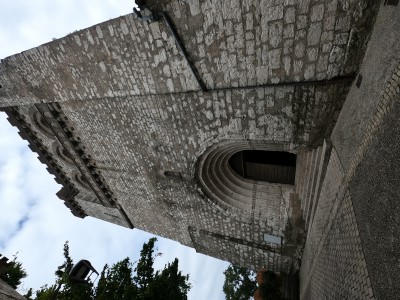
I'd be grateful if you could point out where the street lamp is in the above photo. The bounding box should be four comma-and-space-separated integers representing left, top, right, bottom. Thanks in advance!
51, 259, 99, 299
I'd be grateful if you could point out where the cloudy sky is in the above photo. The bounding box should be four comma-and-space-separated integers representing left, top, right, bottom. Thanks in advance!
0, 1, 229, 299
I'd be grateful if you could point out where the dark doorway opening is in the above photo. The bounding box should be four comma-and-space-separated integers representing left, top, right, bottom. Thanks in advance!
229, 150, 296, 184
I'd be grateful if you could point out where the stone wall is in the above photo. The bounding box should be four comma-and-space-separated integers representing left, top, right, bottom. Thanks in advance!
53, 84, 347, 253
300, 17, 400, 298
0, 255, 26, 300
0, 0, 376, 107
147, 0, 376, 84
0, 279, 25, 300
299, 148, 374, 299
0, 0, 380, 273
301, 191, 374, 299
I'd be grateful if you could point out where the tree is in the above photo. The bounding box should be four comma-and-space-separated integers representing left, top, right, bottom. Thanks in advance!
134, 237, 157, 290
14, 237, 190, 300
34, 285, 56, 300
223, 264, 257, 300
95, 259, 138, 300
24, 288, 34, 300
95, 237, 190, 300
143, 258, 190, 300
34, 241, 94, 300
0, 254, 27, 289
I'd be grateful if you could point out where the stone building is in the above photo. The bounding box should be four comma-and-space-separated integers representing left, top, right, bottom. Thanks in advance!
0, 279, 25, 300
0, 254, 26, 300
1, 1, 400, 299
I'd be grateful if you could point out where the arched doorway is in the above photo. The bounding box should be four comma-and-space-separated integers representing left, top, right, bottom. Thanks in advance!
197, 140, 297, 230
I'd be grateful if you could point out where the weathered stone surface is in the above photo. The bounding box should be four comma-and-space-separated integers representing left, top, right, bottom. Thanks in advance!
0, 0, 385, 291
0, 0, 377, 108
300, 4, 400, 300
0, 279, 25, 300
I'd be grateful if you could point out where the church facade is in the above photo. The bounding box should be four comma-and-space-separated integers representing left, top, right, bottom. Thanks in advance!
3, 1, 398, 299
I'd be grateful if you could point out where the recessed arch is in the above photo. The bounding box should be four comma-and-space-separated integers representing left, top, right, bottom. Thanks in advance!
73, 172, 91, 190
197, 140, 296, 230
29, 107, 54, 138
53, 142, 74, 166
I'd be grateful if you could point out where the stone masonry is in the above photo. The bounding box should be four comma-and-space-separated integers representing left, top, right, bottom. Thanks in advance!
0, 279, 25, 300
299, 3, 400, 300
1, 1, 396, 299
0, 254, 26, 300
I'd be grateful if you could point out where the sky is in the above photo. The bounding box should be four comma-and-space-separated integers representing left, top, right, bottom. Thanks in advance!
0, 1, 229, 299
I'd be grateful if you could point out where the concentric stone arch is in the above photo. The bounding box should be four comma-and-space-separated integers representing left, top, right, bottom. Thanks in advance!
197, 140, 296, 229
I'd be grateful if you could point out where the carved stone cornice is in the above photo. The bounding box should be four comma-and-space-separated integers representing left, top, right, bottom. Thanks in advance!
1, 106, 86, 218
33, 103, 134, 228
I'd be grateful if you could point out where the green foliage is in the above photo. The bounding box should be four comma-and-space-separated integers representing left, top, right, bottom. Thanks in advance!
143, 258, 190, 300
23, 288, 34, 300
57, 241, 94, 300
34, 241, 94, 300
97, 238, 190, 300
27, 237, 190, 300
0, 254, 27, 289
95, 259, 138, 300
134, 237, 157, 290
223, 264, 256, 300
34, 285, 55, 300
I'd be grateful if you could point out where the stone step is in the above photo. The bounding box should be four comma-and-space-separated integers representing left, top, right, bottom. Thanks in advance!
299, 150, 312, 210
295, 150, 308, 220
294, 150, 306, 196
307, 140, 332, 235
304, 145, 323, 230
301, 148, 318, 220
295, 141, 332, 232
296, 151, 307, 210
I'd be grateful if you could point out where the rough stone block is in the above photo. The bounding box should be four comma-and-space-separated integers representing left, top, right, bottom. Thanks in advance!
307, 22, 322, 46
284, 6, 296, 24
311, 4, 325, 22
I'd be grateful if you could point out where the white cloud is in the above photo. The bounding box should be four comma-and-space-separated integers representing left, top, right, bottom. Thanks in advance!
0, 0, 134, 59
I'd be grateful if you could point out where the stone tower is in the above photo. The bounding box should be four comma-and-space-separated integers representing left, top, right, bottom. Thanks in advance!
3, 1, 400, 299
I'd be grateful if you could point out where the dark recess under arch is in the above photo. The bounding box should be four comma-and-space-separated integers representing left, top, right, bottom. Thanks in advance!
229, 150, 296, 184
